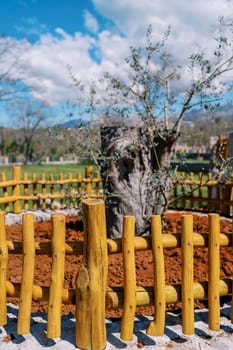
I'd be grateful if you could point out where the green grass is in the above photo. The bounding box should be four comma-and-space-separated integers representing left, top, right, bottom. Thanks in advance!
0, 161, 99, 211
0, 161, 96, 180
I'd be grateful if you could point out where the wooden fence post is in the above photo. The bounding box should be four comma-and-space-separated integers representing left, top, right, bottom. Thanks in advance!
85, 166, 93, 198
208, 213, 220, 331
32, 173, 38, 210
147, 215, 166, 336
0, 212, 8, 326
13, 166, 21, 213
17, 213, 35, 334
76, 199, 108, 350
47, 214, 66, 338
120, 216, 136, 340
181, 215, 194, 334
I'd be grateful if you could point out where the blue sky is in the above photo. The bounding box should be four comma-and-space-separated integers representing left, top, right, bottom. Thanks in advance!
0, 0, 104, 40
0, 0, 233, 126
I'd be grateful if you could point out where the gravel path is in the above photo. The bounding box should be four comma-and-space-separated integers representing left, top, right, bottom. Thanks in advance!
1, 302, 233, 349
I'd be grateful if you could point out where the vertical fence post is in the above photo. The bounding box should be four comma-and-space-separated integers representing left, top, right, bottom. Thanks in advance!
181, 215, 194, 334
208, 213, 220, 331
13, 166, 21, 213
59, 173, 65, 209
23, 173, 29, 210
41, 173, 47, 211
120, 216, 136, 341
47, 214, 66, 338
32, 173, 38, 210
76, 199, 108, 350
231, 224, 233, 323
17, 213, 35, 334
0, 212, 8, 326
1, 173, 10, 212
85, 166, 93, 198
147, 215, 166, 336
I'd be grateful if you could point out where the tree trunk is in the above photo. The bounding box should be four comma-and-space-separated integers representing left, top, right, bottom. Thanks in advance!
100, 127, 174, 238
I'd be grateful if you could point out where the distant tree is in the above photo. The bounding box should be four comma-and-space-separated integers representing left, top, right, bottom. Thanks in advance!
72, 18, 233, 237
11, 99, 49, 164
0, 36, 29, 104
0, 37, 30, 156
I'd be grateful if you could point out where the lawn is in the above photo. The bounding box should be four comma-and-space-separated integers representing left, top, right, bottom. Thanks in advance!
0, 161, 96, 180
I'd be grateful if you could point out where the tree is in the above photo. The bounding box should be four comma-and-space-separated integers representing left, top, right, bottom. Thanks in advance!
73, 19, 233, 237
0, 36, 29, 104
11, 100, 49, 165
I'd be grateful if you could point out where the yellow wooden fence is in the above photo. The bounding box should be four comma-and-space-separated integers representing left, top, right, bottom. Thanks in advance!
171, 171, 233, 216
0, 166, 102, 213
0, 199, 233, 349
1, 166, 233, 216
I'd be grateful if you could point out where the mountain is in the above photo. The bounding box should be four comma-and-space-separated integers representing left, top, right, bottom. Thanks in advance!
184, 103, 233, 122
58, 118, 89, 128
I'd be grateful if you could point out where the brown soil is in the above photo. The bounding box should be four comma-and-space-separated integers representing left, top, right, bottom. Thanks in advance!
5, 211, 233, 318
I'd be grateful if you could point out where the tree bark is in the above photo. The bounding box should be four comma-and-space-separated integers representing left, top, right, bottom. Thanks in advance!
100, 126, 174, 237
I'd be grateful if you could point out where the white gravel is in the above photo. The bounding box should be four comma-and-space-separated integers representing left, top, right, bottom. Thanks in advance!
1, 302, 233, 349
4, 208, 81, 225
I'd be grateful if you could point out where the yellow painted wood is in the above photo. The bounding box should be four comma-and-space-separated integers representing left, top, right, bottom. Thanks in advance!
232, 232, 233, 323
76, 264, 91, 349
0, 212, 8, 326
208, 213, 220, 331
23, 173, 29, 210
107, 232, 230, 254
47, 215, 66, 338
84, 166, 93, 198
106, 279, 231, 310
76, 199, 108, 350
7, 233, 228, 255
147, 216, 166, 336
32, 173, 38, 210
12, 166, 21, 213
17, 213, 35, 334
120, 216, 136, 340
181, 215, 194, 334
4, 277, 230, 309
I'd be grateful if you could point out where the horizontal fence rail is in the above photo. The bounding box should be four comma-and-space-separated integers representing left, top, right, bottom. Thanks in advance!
0, 166, 103, 213
0, 199, 233, 349
1, 166, 233, 216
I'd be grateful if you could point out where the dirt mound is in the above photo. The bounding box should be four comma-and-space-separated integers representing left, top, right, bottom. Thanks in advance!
5, 211, 233, 317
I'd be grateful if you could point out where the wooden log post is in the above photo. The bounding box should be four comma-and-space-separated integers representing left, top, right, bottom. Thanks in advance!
147, 215, 166, 336
17, 213, 35, 334
41, 173, 47, 211
76, 199, 108, 350
181, 215, 194, 334
85, 166, 93, 198
231, 224, 233, 323
120, 216, 136, 340
47, 215, 66, 338
32, 173, 38, 210
23, 173, 29, 210
0, 212, 8, 326
208, 213, 220, 331
13, 166, 21, 213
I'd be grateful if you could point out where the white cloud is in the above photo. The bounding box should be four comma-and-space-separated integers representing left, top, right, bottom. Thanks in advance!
84, 10, 99, 33
2, 0, 233, 113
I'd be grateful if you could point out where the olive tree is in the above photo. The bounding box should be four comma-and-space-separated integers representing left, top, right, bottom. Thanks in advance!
73, 19, 233, 237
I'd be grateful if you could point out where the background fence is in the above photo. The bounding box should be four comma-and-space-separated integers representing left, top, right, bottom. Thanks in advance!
1, 166, 233, 216
0, 166, 102, 213
170, 171, 233, 216
0, 199, 233, 349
